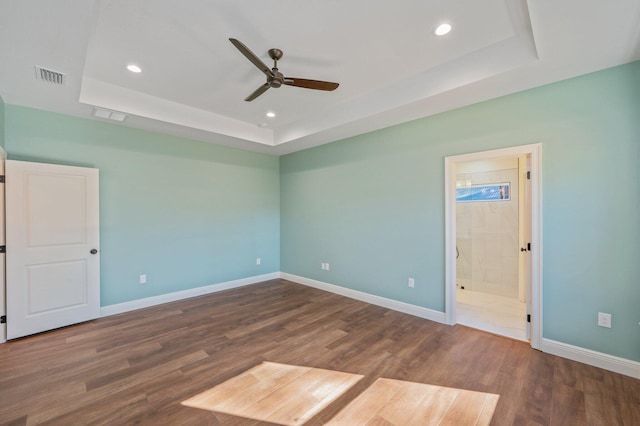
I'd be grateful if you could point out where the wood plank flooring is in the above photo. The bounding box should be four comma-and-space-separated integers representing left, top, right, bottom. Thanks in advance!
325, 378, 499, 425
0, 279, 638, 425
183, 361, 363, 425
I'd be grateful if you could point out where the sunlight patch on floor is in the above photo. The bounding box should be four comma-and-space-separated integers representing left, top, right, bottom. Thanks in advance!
326, 378, 500, 425
184, 361, 500, 425
182, 361, 363, 425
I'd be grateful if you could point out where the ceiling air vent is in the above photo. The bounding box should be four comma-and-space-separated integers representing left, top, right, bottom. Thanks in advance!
92, 107, 127, 122
34, 66, 65, 85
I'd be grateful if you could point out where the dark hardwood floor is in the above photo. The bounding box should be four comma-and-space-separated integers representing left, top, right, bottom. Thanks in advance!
1, 279, 638, 425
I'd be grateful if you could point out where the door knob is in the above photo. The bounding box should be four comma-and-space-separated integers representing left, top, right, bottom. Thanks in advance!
90, 249, 98, 255
520, 248, 527, 252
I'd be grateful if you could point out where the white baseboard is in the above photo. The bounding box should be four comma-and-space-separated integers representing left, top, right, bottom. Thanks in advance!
282, 273, 639, 379
281, 272, 446, 324
100, 272, 281, 317
58, 272, 640, 380
541, 338, 640, 379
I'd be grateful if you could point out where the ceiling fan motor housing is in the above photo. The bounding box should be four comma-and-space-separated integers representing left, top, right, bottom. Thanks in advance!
269, 70, 284, 88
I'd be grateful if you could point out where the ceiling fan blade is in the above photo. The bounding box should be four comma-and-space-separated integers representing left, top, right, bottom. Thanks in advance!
284, 78, 339, 91
229, 38, 274, 78
245, 83, 270, 102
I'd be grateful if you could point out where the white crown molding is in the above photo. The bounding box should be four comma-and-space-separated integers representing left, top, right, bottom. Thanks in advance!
79, 77, 274, 146
281, 272, 446, 324
100, 272, 280, 317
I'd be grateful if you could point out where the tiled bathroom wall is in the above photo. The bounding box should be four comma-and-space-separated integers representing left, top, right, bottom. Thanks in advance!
456, 167, 519, 299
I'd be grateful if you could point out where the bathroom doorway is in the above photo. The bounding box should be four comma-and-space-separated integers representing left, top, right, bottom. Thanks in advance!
454, 156, 526, 340
444, 144, 541, 349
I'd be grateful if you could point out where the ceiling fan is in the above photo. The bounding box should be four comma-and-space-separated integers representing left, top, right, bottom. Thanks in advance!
229, 38, 339, 102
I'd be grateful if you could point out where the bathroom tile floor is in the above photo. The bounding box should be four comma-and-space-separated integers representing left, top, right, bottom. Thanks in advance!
456, 288, 527, 341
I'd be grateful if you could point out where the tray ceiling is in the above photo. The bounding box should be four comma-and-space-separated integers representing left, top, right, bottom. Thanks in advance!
1, 0, 639, 154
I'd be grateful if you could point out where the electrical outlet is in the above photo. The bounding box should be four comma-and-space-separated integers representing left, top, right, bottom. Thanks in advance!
408, 278, 415, 288
256, 258, 261, 265
325, 263, 330, 271
139, 274, 147, 284
597, 312, 611, 328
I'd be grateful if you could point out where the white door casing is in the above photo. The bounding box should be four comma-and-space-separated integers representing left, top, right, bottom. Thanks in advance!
444, 143, 542, 349
6, 160, 100, 339
518, 155, 533, 339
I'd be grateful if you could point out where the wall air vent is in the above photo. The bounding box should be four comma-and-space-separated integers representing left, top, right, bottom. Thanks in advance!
34, 66, 65, 85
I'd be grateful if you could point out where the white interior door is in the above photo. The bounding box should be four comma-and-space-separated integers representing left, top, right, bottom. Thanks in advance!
521, 156, 532, 340
0, 154, 6, 342
6, 160, 100, 339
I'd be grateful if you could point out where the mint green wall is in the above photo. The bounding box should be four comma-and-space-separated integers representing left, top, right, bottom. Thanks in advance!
2, 63, 638, 362
280, 62, 640, 361
4, 106, 280, 306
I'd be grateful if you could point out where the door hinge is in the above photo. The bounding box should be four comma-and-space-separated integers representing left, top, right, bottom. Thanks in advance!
526, 171, 530, 180
0, 315, 6, 324
0, 175, 4, 183
527, 314, 531, 323
0, 246, 5, 253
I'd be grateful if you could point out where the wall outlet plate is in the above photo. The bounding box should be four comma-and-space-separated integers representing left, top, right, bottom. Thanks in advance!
597, 312, 611, 328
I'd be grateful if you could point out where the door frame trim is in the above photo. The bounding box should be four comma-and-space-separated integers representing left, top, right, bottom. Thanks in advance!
444, 143, 542, 349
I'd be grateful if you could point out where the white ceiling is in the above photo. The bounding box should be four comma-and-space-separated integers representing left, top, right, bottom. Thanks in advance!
1, 0, 639, 155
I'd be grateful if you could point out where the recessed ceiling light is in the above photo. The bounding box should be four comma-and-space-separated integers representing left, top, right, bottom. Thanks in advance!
435, 23, 452, 36
126, 64, 142, 73
266, 111, 276, 118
